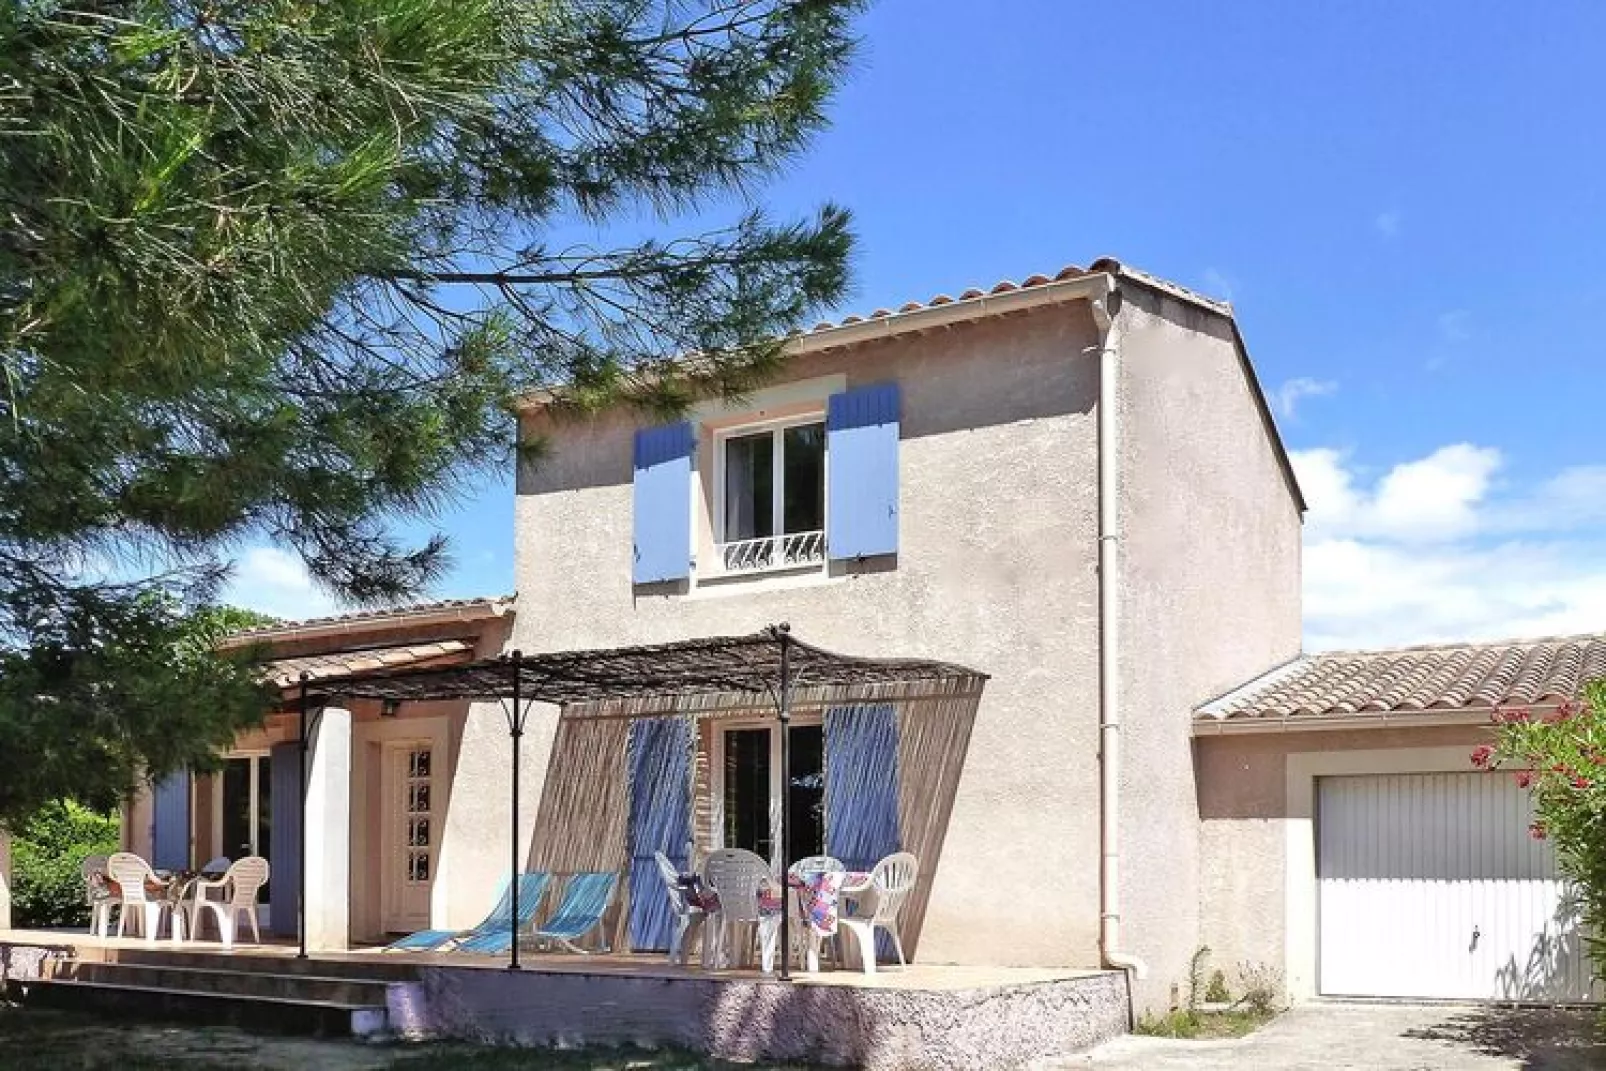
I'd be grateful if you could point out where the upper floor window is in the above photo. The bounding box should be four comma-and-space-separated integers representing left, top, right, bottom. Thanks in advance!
717, 418, 826, 574
630, 380, 901, 588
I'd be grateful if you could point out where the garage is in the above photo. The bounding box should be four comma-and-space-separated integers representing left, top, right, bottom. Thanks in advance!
1318, 771, 1598, 1001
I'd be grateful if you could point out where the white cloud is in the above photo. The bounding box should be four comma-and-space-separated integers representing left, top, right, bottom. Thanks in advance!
1374, 209, 1403, 239
1272, 377, 1337, 420
1438, 309, 1473, 343
1294, 443, 1501, 544
1304, 537, 1606, 652
1296, 445, 1606, 650
221, 545, 339, 621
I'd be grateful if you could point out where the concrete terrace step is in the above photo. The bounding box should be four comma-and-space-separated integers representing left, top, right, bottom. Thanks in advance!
37, 960, 395, 1007
5, 959, 399, 1038
11, 976, 390, 1038
70, 945, 422, 983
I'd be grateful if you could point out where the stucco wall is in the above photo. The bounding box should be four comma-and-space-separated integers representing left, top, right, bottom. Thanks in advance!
1195, 723, 1492, 997
514, 304, 1107, 967
1114, 287, 1304, 1010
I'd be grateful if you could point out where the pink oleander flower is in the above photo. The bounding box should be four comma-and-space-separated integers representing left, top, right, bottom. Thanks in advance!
1530, 822, 1548, 841
1471, 745, 1494, 768
1515, 771, 1534, 789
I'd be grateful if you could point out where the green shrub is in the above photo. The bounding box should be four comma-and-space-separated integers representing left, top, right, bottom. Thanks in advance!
11, 801, 119, 929
1205, 968, 1231, 1004
1482, 681, 1606, 985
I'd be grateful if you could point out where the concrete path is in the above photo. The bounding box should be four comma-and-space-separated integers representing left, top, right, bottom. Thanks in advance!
1073, 1002, 1606, 1070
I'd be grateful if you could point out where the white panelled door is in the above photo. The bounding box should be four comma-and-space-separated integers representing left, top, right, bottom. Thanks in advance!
1318, 772, 1598, 1002
380, 742, 436, 934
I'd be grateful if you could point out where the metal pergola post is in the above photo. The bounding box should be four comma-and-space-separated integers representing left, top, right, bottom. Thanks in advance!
507, 650, 525, 971
775, 624, 793, 982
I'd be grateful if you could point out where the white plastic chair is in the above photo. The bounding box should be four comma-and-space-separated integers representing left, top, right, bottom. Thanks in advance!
838, 852, 918, 975
189, 856, 269, 948
107, 852, 173, 943
81, 855, 113, 938
702, 848, 781, 973
654, 851, 706, 966
186, 856, 232, 922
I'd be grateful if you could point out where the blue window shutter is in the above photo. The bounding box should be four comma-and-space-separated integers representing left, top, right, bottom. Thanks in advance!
632, 422, 695, 584
625, 716, 692, 952
150, 772, 191, 871
269, 741, 301, 936
826, 383, 901, 560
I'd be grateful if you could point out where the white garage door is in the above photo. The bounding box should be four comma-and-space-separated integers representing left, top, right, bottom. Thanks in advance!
1318, 772, 1598, 1001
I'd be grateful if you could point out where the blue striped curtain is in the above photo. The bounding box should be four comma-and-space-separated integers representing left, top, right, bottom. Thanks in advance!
825, 704, 902, 961
626, 716, 693, 951
824, 704, 901, 872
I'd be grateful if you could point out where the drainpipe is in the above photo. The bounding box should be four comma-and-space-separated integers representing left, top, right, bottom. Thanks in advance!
1090, 287, 1149, 986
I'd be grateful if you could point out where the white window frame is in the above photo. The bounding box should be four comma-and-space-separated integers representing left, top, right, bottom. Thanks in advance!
211, 750, 271, 860
708, 715, 825, 871
711, 412, 828, 577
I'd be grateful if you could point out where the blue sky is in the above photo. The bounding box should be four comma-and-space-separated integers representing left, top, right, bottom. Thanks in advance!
228, 1, 1606, 650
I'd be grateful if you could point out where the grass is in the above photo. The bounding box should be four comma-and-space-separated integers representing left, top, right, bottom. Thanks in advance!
1132, 1006, 1280, 1040
0, 1004, 813, 1071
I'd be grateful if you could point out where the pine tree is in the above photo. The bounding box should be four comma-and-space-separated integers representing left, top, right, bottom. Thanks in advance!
0, 1, 860, 821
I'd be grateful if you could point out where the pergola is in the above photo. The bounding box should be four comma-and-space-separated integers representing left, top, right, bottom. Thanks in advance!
292, 623, 987, 978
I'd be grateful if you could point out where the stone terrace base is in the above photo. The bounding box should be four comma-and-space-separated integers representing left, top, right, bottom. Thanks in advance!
397, 961, 1128, 1068
0, 931, 1127, 1069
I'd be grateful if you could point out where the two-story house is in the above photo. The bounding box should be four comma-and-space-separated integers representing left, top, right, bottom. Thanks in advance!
38, 256, 1599, 1022
506, 258, 1304, 1009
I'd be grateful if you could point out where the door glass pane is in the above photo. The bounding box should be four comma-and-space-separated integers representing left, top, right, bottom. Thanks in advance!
787, 724, 826, 865
404, 748, 433, 887
723, 728, 772, 859
782, 424, 825, 535
723, 432, 774, 542
221, 758, 252, 860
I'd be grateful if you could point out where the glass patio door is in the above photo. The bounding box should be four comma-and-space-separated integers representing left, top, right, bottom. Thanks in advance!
218, 754, 273, 863
716, 722, 825, 867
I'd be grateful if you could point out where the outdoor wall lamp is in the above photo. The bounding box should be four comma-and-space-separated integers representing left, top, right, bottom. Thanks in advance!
380, 698, 401, 718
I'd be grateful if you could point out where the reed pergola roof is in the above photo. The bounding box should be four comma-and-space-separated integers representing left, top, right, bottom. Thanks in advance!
313, 628, 986, 708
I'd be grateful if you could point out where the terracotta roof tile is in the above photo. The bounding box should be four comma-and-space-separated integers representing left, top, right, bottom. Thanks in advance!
261, 640, 475, 688
782, 257, 1234, 342
227, 594, 513, 641
1198, 633, 1606, 721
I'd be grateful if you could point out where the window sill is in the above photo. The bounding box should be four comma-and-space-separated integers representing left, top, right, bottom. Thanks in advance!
686, 562, 834, 600
695, 561, 827, 587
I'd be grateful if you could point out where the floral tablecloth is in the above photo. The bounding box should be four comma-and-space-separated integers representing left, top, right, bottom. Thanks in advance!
674, 869, 872, 938
789, 870, 871, 937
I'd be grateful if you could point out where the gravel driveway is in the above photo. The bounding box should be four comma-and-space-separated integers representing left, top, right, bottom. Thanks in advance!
1073, 1002, 1606, 1070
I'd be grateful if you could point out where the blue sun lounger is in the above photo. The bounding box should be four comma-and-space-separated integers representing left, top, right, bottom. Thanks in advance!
386, 872, 551, 953
532, 871, 618, 954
